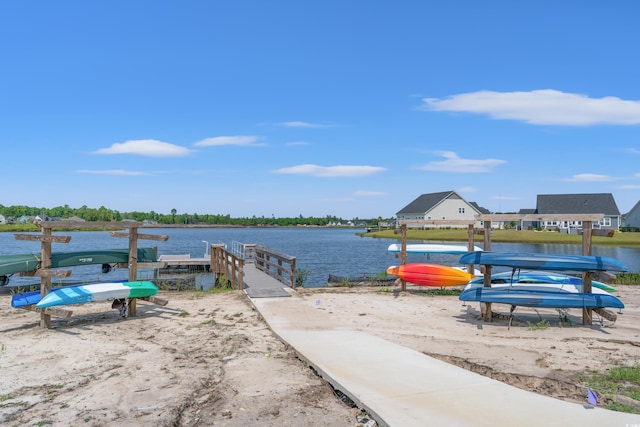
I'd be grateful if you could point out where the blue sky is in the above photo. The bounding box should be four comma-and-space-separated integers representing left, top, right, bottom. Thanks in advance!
2, 1, 640, 219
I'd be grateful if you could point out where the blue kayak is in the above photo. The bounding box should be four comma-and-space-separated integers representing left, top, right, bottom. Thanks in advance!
468, 270, 617, 292
459, 286, 624, 309
459, 251, 628, 272
11, 290, 49, 308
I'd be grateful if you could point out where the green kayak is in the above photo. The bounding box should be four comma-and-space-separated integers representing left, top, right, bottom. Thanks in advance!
0, 248, 157, 277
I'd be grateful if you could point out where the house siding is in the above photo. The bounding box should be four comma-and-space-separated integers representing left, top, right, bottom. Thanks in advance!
622, 201, 640, 231
396, 191, 482, 228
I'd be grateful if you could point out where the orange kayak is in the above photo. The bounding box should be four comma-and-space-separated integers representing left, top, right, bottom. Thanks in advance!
386, 263, 473, 287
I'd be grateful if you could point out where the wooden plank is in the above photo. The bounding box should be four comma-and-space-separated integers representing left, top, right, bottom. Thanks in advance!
478, 213, 604, 222
14, 234, 71, 243
110, 231, 169, 241
112, 262, 168, 269
35, 269, 72, 278
397, 219, 477, 227
20, 305, 73, 318
136, 262, 168, 269
16, 271, 37, 277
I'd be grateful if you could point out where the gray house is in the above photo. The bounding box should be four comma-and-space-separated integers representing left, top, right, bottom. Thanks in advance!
621, 200, 640, 231
535, 193, 621, 232
396, 191, 484, 228
517, 208, 536, 230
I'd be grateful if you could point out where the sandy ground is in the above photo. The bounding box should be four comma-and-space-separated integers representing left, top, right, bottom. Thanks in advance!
1, 285, 639, 426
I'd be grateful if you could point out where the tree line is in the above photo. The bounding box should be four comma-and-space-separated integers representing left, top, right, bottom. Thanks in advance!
0, 204, 388, 227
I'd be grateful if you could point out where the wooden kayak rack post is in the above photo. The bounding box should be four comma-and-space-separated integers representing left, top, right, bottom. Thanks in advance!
395, 214, 610, 326
14, 220, 169, 328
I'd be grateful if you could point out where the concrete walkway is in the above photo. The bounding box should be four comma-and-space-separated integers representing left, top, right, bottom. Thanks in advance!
248, 287, 640, 427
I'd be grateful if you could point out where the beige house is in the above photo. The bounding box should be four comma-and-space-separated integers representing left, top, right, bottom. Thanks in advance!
395, 191, 485, 228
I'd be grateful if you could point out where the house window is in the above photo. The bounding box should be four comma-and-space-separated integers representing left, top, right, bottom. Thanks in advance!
459, 208, 465, 213
600, 217, 611, 227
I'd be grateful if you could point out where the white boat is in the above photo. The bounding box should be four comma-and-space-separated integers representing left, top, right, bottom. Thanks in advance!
387, 243, 482, 255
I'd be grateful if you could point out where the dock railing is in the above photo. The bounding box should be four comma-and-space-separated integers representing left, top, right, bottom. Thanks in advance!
231, 241, 256, 262
254, 245, 297, 288
210, 243, 245, 290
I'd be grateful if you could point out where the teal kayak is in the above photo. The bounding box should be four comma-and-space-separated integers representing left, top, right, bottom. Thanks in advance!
36, 281, 158, 308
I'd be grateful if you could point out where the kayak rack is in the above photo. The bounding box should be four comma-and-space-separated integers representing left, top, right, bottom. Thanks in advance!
396, 213, 612, 326
14, 220, 169, 329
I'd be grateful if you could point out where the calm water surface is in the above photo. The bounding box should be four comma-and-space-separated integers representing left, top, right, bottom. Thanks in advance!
2, 227, 639, 288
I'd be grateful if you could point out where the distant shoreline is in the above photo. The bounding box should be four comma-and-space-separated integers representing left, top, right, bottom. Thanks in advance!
0, 223, 358, 232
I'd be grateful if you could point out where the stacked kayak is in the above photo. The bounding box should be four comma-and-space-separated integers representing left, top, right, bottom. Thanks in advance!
35, 281, 158, 309
459, 282, 624, 309
458, 251, 625, 309
386, 263, 474, 287
459, 251, 628, 273
467, 270, 617, 292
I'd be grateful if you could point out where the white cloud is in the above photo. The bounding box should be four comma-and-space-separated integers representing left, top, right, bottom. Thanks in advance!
566, 173, 615, 182
286, 141, 312, 146
76, 169, 150, 176
354, 190, 387, 196
419, 151, 506, 173
193, 135, 264, 147
94, 139, 192, 157
456, 186, 478, 193
422, 90, 640, 126
271, 164, 386, 177
280, 121, 334, 128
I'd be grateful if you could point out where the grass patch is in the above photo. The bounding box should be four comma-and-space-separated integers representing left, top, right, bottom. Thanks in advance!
579, 364, 640, 413
200, 286, 235, 294
425, 288, 462, 296
613, 272, 640, 286
0, 393, 14, 402
527, 319, 550, 331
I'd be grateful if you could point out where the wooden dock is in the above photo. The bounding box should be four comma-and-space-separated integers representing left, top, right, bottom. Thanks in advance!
156, 254, 211, 272
209, 244, 296, 298
243, 264, 291, 298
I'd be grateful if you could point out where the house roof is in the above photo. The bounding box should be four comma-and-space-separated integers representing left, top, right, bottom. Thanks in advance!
536, 193, 620, 216
469, 202, 491, 214
396, 191, 481, 215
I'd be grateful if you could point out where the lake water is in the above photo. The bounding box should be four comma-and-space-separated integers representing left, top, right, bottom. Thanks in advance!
2, 227, 640, 288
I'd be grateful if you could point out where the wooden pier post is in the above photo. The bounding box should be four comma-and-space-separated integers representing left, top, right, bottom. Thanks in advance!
14, 225, 73, 328
482, 220, 493, 322
582, 221, 593, 326
400, 224, 407, 292
110, 227, 168, 317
